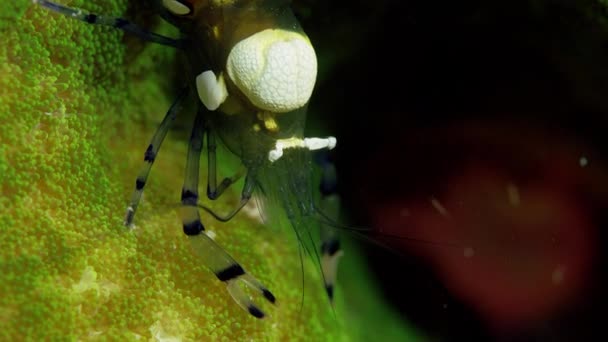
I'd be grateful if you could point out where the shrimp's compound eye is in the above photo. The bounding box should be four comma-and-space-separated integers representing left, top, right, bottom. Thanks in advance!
162, 0, 192, 15
226, 29, 317, 113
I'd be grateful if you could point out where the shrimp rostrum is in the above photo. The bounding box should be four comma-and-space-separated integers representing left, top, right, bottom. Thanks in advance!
36, 0, 342, 318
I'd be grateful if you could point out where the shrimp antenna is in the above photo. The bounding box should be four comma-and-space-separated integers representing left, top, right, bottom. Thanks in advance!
311, 150, 462, 249
328, 222, 468, 265
313, 205, 464, 249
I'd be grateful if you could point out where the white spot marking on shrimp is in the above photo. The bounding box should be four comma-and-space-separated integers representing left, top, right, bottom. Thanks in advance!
227, 29, 317, 113
506, 182, 520, 207
162, 0, 191, 15
304, 136, 336, 150
579, 156, 588, 167
268, 136, 336, 162
552, 265, 566, 285
196, 70, 228, 111
430, 197, 450, 218
206, 230, 216, 240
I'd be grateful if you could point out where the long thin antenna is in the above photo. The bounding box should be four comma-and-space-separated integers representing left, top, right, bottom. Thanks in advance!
313, 204, 463, 249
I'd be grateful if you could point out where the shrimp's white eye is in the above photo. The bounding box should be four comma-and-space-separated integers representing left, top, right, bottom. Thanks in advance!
162, 0, 191, 15
226, 29, 317, 113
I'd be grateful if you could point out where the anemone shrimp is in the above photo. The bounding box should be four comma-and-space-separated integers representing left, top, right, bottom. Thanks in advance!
35, 0, 343, 319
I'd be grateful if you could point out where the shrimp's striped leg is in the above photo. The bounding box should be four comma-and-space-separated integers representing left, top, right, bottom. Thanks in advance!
199, 173, 255, 222
201, 129, 253, 221
317, 154, 343, 303
124, 88, 190, 226
189, 234, 276, 318
34, 0, 184, 48
206, 130, 246, 200
181, 110, 275, 318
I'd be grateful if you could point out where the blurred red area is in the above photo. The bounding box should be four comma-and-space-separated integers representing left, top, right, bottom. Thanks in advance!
362, 121, 600, 333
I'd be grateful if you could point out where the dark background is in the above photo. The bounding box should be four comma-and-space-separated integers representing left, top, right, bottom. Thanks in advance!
295, 0, 608, 341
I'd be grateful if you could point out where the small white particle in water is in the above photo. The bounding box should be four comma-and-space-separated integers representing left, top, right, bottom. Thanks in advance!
506, 182, 520, 207
552, 265, 566, 285
399, 208, 410, 217
207, 230, 216, 240
579, 156, 588, 167
463, 247, 475, 258
443, 303, 448, 309
430, 197, 450, 218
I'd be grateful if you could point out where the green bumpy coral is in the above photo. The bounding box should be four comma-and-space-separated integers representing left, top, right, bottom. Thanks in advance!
0, 0, 420, 340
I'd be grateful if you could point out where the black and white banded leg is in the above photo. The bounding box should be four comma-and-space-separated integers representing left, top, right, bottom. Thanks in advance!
317, 153, 343, 303
34, 0, 185, 48
181, 109, 275, 318
124, 88, 190, 226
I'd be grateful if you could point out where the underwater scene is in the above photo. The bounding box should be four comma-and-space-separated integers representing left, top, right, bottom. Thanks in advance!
0, 0, 606, 341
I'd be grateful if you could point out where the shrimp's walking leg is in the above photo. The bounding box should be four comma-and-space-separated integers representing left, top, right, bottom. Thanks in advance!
124, 88, 190, 226
198, 129, 252, 221
182, 109, 275, 318
206, 130, 246, 200
34, 0, 184, 48
200, 172, 255, 222
317, 154, 344, 303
